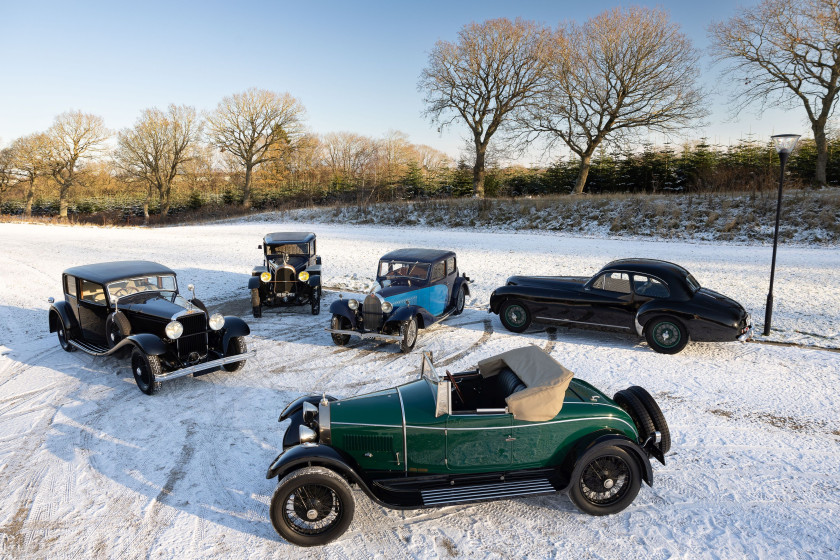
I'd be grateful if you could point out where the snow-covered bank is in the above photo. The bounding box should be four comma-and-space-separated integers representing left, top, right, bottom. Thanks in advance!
1, 221, 838, 559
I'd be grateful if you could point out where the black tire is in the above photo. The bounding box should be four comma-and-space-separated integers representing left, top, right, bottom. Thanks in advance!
270, 466, 355, 547
613, 390, 656, 441
311, 285, 321, 315
644, 315, 688, 354
251, 289, 262, 318
499, 299, 531, 333
105, 311, 131, 349
222, 336, 247, 372
330, 314, 350, 346
131, 348, 161, 395
190, 298, 208, 313
627, 386, 671, 454
399, 316, 418, 353
568, 445, 642, 516
56, 321, 75, 352
453, 285, 466, 315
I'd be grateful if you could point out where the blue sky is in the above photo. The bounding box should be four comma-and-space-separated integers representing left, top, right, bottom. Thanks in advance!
0, 0, 809, 163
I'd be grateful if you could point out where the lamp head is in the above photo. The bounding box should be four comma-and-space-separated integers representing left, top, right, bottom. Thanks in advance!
771, 134, 801, 155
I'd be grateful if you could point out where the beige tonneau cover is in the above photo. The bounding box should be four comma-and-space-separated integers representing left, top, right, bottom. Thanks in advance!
477, 346, 574, 422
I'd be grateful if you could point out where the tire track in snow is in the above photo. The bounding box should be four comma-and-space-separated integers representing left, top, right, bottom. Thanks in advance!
437, 319, 493, 368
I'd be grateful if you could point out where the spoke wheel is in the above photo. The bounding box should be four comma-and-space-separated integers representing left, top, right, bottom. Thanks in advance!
569, 445, 641, 516
330, 315, 351, 346
311, 286, 321, 315
453, 286, 466, 315
251, 288, 262, 318
500, 300, 531, 333
270, 467, 355, 547
400, 317, 418, 353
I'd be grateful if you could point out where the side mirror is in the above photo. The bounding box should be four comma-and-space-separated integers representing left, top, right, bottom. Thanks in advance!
258, 244, 262, 250
48, 297, 55, 304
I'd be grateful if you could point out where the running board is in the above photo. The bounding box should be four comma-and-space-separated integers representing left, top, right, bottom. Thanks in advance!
324, 329, 403, 342
420, 478, 555, 506
69, 340, 111, 355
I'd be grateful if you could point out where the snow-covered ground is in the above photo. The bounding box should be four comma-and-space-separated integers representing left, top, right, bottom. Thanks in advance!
0, 220, 838, 559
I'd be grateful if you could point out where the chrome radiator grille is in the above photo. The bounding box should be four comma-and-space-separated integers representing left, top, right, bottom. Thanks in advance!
272, 266, 296, 294
177, 313, 208, 359
362, 294, 383, 332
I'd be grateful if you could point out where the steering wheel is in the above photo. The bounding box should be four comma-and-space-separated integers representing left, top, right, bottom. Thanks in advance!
113, 288, 128, 297
445, 370, 466, 404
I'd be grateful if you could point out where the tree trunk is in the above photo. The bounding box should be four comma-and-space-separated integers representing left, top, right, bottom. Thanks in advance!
472, 146, 486, 198
143, 184, 151, 225
58, 185, 69, 218
813, 124, 828, 187
573, 154, 593, 194
159, 183, 171, 216
242, 165, 253, 208
24, 178, 35, 217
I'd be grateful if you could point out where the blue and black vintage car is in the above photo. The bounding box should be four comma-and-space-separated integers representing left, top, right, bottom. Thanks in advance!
327, 248, 470, 352
248, 232, 322, 317
48, 261, 254, 394
489, 258, 752, 354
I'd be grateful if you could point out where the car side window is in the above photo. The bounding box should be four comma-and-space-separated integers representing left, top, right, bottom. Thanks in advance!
64, 275, 77, 298
591, 272, 631, 294
446, 256, 456, 275
431, 261, 446, 282
633, 275, 670, 298
80, 280, 106, 305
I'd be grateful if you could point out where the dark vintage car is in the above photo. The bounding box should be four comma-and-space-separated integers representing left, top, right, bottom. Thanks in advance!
265, 346, 669, 546
489, 258, 752, 354
326, 248, 470, 352
48, 261, 254, 394
248, 232, 322, 317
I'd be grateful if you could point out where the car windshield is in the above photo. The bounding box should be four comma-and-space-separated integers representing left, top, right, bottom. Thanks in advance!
107, 274, 177, 300
266, 243, 308, 256
378, 260, 430, 280
117, 289, 193, 308
685, 274, 701, 293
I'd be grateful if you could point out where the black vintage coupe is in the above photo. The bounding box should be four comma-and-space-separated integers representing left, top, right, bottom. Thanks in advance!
489, 259, 751, 354
248, 232, 322, 317
48, 261, 254, 394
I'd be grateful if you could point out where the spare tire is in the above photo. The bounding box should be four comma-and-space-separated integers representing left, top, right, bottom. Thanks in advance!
613, 390, 655, 442
627, 386, 671, 454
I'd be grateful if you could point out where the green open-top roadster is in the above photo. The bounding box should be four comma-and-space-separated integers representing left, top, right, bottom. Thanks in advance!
266, 346, 670, 546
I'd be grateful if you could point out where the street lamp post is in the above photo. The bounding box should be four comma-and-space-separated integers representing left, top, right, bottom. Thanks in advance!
763, 134, 800, 336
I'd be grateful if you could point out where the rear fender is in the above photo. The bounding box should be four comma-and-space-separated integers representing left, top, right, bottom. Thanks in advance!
561, 431, 654, 487
48, 301, 77, 333
453, 276, 471, 297
636, 302, 694, 335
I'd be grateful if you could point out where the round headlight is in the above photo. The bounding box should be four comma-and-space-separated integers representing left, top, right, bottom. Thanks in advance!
165, 321, 183, 339
381, 301, 393, 313
298, 271, 310, 282
260, 271, 271, 282
208, 313, 225, 331
348, 299, 359, 310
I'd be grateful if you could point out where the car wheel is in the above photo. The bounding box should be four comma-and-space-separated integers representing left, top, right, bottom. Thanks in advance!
311, 286, 321, 315
644, 315, 688, 354
612, 390, 656, 441
627, 386, 671, 454
222, 336, 247, 372
499, 300, 531, 333
131, 348, 161, 395
400, 316, 418, 353
56, 323, 75, 352
330, 315, 351, 346
251, 289, 262, 318
270, 466, 355, 547
568, 445, 642, 516
453, 285, 466, 315
105, 311, 131, 349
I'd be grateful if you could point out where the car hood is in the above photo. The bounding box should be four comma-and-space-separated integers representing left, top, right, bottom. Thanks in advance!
119, 293, 192, 320
506, 275, 590, 289
330, 388, 403, 426
267, 256, 307, 272
693, 287, 746, 314
376, 283, 426, 299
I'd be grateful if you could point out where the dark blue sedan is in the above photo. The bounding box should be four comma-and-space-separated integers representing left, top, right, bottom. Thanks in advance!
327, 248, 471, 352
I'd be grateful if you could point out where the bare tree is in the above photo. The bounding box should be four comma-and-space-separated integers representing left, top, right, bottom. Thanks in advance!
419, 18, 553, 197
206, 88, 306, 208
115, 105, 201, 219
0, 147, 16, 207
710, 0, 840, 186
10, 133, 49, 217
522, 7, 705, 194
43, 111, 109, 218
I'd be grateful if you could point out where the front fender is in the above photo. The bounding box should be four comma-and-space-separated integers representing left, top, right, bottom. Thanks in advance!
306, 274, 321, 289
266, 444, 367, 486
48, 301, 77, 333
279, 394, 336, 422
126, 333, 168, 356
384, 305, 435, 330
221, 316, 250, 350
329, 300, 359, 328
248, 276, 262, 290
565, 432, 654, 487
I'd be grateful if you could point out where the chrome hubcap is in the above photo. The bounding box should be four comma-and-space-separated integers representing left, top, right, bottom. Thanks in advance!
604, 479, 614, 489
306, 509, 318, 520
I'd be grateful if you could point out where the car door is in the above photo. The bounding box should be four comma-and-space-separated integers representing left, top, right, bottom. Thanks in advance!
426, 260, 448, 316
446, 413, 512, 472
578, 271, 636, 331
63, 274, 80, 328
77, 279, 109, 344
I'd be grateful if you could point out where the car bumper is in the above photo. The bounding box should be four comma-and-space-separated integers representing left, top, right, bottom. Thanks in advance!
155, 350, 256, 382
325, 328, 403, 342
738, 325, 753, 342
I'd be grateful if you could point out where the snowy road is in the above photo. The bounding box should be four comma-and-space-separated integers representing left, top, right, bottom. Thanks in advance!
0, 220, 838, 559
